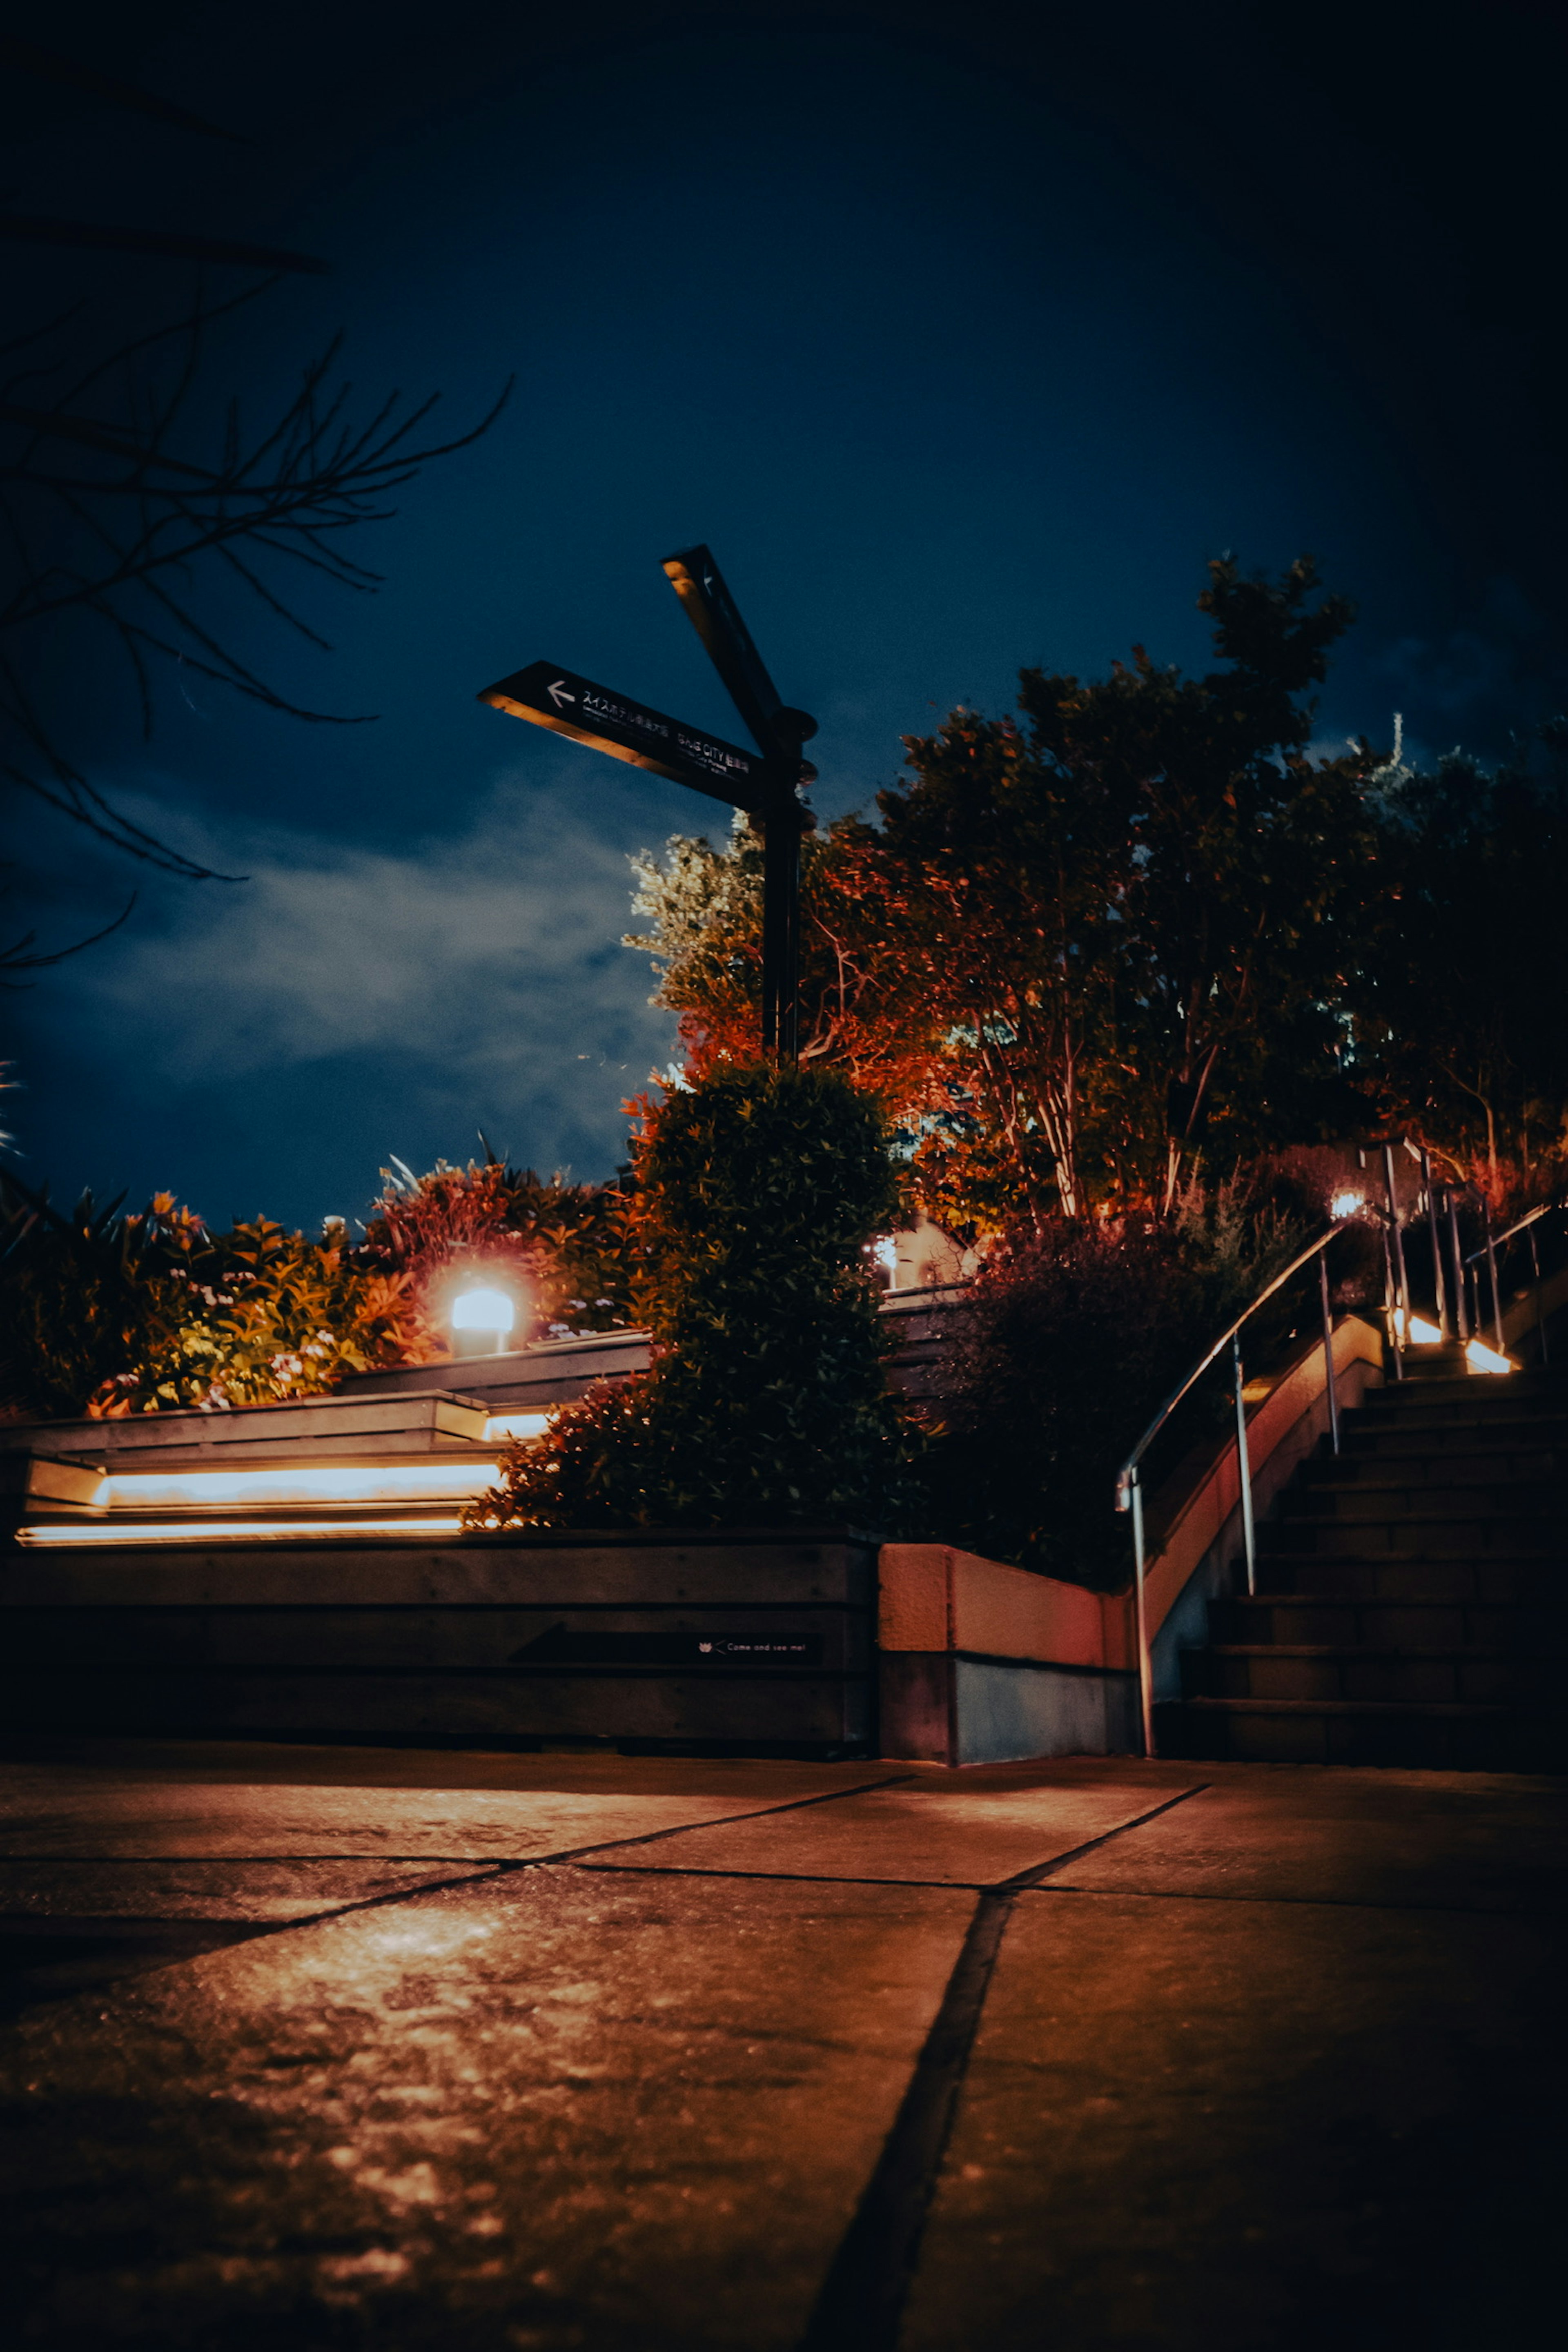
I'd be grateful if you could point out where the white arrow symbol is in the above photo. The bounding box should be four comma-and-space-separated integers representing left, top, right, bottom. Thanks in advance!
547, 678, 575, 709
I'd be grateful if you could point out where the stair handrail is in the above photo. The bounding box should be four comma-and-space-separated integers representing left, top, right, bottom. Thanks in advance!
1113, 1226, 1341, 1757
1461, 1194, 1564, 1360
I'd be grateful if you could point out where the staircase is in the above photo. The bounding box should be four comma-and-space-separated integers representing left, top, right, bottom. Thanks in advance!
1160, 1359, 1568, 1768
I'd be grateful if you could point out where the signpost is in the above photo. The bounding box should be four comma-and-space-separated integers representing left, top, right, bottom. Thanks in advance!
478, 547, 816, 1060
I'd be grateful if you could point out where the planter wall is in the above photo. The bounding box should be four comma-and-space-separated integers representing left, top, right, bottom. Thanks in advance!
0, 1530, 876, 1755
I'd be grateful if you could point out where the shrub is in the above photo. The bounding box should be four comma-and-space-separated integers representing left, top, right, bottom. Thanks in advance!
0, 1174, 424, 1419
925, 1198, 1307, 1589
97, 1216, 421, 1414
466, 1062, 924, 1531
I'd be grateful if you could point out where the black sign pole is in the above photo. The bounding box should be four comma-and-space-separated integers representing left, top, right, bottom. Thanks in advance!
478, 550, 815, 1065
662, 547, 817, 1064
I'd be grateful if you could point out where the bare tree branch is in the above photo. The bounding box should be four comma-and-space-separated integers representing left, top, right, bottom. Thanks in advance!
0, 889, 136, 987
0, 38, 248, 144
2, 289, 511, 927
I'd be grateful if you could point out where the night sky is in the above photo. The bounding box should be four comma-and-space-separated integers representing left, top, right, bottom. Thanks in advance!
7, 0, 1566, 1231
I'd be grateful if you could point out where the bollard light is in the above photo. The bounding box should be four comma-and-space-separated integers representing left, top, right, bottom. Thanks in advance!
450, 1285, 517, 1357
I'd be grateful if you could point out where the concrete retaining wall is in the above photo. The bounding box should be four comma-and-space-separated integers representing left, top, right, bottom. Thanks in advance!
0, 1530, 876, 1755
877, 1545, 1138, 1766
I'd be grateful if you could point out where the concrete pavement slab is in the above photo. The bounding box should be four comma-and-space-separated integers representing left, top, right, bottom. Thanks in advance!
900, 1887, 1562, 2352
1044, 1764, 1568, 1911
0, 1737, 901, 1795
582, 1772, 1207, 1886
0, 1761, 906, 1863
0, 1863, 974, 2351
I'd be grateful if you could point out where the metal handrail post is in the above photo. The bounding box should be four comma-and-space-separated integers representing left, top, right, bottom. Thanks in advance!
1379, 1215, 1404, 1379
1530, 1226, 1550, 1365
1421, 1148, 1449, 1336
1318, 1253, 1341, 1454
1447, 1196, 1470, 1342
1129, 1473, 1154, 1756
1383, 1142, 1409, 1376
1484, 1208, 1505, 1353
1232, 1335, 1258, 1596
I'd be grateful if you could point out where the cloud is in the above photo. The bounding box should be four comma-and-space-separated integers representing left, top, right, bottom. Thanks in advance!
56, 771, 682, 1101
1368, 577, 1566, 757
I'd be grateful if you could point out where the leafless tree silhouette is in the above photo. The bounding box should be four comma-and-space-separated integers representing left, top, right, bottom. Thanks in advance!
0, 286, 509, 971
0, 36, 510, 983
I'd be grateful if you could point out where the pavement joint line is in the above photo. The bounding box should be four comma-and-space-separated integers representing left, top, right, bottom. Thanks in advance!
795, 1782, 1211, 2352
1016, 1881, 1567, 1916
991, 1783, 1212, 1889
569, 1863, 1031, 1888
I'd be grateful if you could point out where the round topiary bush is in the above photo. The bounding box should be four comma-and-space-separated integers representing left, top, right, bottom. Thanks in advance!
466, 1061, 923, 1531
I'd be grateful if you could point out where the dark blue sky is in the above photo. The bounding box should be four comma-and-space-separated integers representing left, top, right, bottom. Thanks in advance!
7, 1, 1566, 1228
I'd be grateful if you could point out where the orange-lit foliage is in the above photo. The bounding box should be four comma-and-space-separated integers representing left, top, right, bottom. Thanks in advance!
362, 1156, 637, 1340
0, 1176, 430, 1420
629, 559, 1376, 1234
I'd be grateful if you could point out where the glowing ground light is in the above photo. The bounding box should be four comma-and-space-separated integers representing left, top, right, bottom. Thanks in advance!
1465, 1336, 1514, 1376
1394, 1309, 1444, 1345
1331, 1190, 1364, 1219
451, 1288, 516, 1334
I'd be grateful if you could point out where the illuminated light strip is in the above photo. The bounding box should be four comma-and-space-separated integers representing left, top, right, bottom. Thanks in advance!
100, 1462, 503, 1510
1465, 1336, 1514, 1376
16, 1515, 472, 1547
483, 1413, 550, 1444
1393, 1309, 1444, 1345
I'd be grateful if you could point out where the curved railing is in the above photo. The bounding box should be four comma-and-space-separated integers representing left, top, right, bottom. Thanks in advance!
1463, 1196, 1565, 1363
1113, 1229, 1342, 1756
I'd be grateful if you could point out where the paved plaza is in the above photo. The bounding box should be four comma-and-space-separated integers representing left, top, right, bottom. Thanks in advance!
0, 1742, 1561, 2349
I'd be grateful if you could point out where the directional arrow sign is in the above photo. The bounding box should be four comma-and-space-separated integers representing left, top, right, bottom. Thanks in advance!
478, 659, 781, 811
661, 544, 785, 753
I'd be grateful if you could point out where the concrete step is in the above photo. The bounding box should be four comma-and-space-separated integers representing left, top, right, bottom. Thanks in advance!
1344, 1411, 1568, 1450
1359, 1387, 1568, 1428
1187, 1645, 1556, 1705
1210, 1593, 1568, 1649
1317, 1448, 1568, 1485
1254, 1555, 1566, 1602
1155, 1694, 1565, 1768
1283, 1481, 1567, 1520
1264, 1512, 1563, 1557
1385, 1345, 1472, 1383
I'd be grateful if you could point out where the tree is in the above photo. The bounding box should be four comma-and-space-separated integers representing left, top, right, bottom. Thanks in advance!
628, 558, 1378, 1228
1354, 721, 1568, 1195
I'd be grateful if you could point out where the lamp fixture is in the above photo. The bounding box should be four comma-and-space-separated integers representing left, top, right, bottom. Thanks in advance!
450, 1284, 517, 1357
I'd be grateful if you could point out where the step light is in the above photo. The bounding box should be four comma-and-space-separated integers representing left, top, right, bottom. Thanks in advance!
1464, 1336, 1514, 1376
1393, 1308, 1444, 1345
482, 1413, 551, 1444
92, 1462, 505, 1511
16, 1515, 471, 1547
